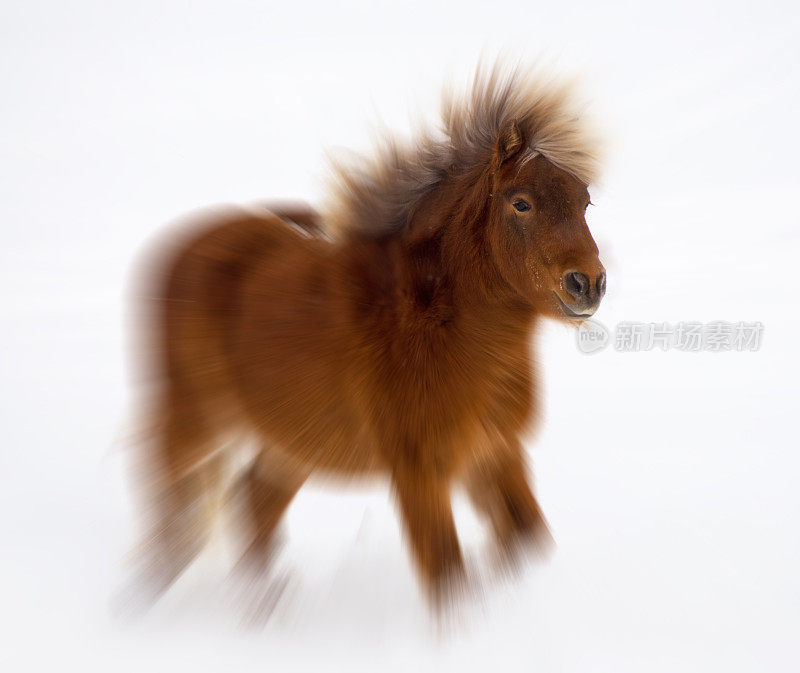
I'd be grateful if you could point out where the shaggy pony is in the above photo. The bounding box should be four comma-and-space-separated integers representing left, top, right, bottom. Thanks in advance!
131, 60, 606, 609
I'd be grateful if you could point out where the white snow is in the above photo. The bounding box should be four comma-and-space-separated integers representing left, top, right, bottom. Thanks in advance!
1, 1, 798, 671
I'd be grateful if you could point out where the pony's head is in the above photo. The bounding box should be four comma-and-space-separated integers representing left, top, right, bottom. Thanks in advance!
325, 61, 606, 321
483, 124, 605, 320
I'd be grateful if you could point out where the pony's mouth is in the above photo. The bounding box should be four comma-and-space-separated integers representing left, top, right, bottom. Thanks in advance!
553, 293, 596, 320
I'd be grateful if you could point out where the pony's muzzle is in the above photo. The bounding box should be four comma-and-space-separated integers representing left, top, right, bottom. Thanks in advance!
560, 268, 606, 317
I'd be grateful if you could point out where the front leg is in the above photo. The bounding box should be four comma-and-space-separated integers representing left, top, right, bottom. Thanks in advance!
466, 440, 552, 568
392, 464, 466, 607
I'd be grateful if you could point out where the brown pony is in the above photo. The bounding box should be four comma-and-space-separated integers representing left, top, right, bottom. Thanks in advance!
131, 63, 606, 609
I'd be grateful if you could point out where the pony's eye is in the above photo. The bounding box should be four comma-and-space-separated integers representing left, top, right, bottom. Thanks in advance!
513, 199, 531, 213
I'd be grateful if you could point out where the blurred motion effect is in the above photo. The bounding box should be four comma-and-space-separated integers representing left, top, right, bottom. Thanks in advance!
127, 61, 605, 615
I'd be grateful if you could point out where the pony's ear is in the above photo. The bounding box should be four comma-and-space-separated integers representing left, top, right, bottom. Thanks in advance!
494, 121, 525, 165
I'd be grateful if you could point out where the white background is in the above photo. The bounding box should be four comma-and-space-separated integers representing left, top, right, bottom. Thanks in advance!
2, 1, 799, 671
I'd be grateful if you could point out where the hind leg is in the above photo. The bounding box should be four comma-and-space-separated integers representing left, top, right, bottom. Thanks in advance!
236, 444, 309, 572
136, 394, 223, 601
228, 444, 309, 624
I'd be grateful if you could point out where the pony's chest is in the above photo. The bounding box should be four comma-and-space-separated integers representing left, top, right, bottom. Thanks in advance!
371, 341, 535, 445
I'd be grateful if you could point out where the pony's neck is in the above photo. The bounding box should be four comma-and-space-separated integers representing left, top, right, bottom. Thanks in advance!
399, 168, 535, 328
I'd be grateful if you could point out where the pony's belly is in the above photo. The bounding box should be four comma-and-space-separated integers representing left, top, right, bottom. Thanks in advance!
307, 441, 385, 476
232, 373, 384, 476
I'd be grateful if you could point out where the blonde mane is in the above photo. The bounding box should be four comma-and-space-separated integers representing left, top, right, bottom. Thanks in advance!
324, 61, 602, 240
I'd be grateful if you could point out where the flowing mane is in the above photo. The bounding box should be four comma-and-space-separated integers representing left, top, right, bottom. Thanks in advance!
324, 62, 602, 240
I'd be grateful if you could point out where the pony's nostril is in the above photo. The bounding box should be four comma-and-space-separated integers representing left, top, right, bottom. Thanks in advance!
597, 271, 606, 296
563, 271, 589, 300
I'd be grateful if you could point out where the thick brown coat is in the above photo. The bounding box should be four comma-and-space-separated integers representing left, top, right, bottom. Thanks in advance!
133, 64, 606, 606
